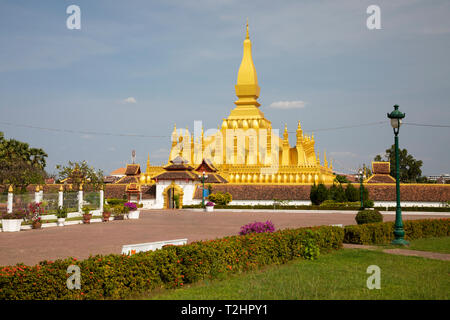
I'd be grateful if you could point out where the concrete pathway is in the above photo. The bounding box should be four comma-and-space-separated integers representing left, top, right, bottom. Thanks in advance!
0, 209, 447, 266
343, 243, 450, 261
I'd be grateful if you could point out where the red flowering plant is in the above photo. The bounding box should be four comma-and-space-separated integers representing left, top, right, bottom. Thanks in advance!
26, 202, 44, 224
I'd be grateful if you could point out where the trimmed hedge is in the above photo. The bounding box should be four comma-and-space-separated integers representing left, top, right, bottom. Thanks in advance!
355, 210, 383, 225
0, 225, 344, 300
182, 204, 450, 212
344, 218, 450, 245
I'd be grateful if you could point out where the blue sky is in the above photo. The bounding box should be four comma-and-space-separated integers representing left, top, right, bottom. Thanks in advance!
1, 0, 449, 176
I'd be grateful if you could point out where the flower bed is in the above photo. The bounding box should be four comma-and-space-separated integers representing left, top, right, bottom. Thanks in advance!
0, 225, 344, 300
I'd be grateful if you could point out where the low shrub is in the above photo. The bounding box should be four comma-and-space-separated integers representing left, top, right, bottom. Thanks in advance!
344, 218, 450, 245
106, 198, 127, 206
239, 221, 275, 235
207, 192, 232, 206
355, 210, 383, 225
320, 200, 360, 208
0, 225, 344, 300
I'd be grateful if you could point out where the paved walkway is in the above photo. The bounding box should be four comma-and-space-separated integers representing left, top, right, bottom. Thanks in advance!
343, 244, 450, 261
0, 209, 448, 266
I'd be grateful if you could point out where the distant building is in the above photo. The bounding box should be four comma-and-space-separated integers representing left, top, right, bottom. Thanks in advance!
427, 174, 450, 184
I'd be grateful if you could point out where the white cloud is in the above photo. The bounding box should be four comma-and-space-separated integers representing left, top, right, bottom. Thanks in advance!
123, 97, 137, 104
269, 100, 306, 109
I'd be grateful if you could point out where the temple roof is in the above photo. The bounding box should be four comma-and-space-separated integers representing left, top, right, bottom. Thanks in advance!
195, 158, 218, 173
163, 155, 194, 171
125, 164, 141, 176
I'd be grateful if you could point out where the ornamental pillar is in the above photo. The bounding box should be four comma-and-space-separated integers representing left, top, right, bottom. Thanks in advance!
7, 185, 13, 213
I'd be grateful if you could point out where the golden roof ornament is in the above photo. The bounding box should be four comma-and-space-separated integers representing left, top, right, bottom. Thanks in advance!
8, 185, 13, 193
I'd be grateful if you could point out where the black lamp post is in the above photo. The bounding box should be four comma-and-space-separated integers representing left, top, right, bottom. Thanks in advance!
387, 105, 409, 246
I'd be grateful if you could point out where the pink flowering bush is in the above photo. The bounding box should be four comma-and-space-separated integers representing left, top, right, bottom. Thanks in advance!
124, 202, 137, 211
239, 220, 275, 235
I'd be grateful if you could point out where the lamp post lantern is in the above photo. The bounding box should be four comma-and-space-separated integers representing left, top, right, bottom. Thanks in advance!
387, 105, 409, 245
198, 171, 208, 207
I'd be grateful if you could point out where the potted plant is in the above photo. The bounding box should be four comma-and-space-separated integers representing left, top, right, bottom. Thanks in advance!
125, 202, 140, 219
1, 211, 25, 232
56, 206, 68, 226
205, 201, 215, 212
113, 205, 128, 220
28, 202, 43, 229
82, 206, 92, 224
102, 204, 112, 222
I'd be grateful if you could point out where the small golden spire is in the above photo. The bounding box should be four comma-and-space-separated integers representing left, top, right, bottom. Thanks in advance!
35, 185, 39, 192
246, 18, 249, 39
146, 153, 151, 172
59, 185, 63, 192
79, 184, 83, 191
8, 185, 13, 193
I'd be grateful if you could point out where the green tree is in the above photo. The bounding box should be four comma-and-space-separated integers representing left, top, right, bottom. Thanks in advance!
56, 160, 104, 190
328, 183, 346, 202
0, 131, 48, 190
310, 183, 328, 205
310, 183, 319, 205
345, 183, 359, 202
374, 145, 423, 182
334, 175, 349, 184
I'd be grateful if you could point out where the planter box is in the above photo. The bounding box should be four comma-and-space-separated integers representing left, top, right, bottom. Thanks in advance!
2, 219, 23, 232
205, 206, 214, 212
57, 218, 66, 227
128, 210, 140, 219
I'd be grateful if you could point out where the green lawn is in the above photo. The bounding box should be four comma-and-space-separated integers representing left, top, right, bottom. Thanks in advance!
378, 237, 450, 254
136, 249, 449, 300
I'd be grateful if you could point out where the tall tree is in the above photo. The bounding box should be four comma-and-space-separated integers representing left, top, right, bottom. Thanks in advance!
56, 160, 104, 190
374, 145, 423, 182
0, 131, 48, 190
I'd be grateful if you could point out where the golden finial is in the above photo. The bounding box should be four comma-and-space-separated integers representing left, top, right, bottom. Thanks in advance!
59, 185, 63, 192
8, 185, 13, 193
100, 184, 103, 191
35, 185, 39, 192
79, 184, 83, 191
246, 18, 249, 39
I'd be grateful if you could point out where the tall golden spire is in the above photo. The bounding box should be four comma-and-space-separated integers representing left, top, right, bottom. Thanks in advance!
236, 20, 259, 90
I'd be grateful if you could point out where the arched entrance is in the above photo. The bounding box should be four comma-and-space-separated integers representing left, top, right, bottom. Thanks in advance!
163, 182, 184, 209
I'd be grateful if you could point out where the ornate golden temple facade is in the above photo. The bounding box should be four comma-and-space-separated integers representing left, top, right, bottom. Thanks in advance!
141, 22, 335, 185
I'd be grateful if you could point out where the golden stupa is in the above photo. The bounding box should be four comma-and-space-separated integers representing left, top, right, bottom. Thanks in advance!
141, 22, 335, 185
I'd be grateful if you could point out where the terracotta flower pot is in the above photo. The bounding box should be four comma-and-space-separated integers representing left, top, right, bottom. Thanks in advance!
102, 212, 111, 222
32, 221, 42, 229
82, 213, 92, 224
